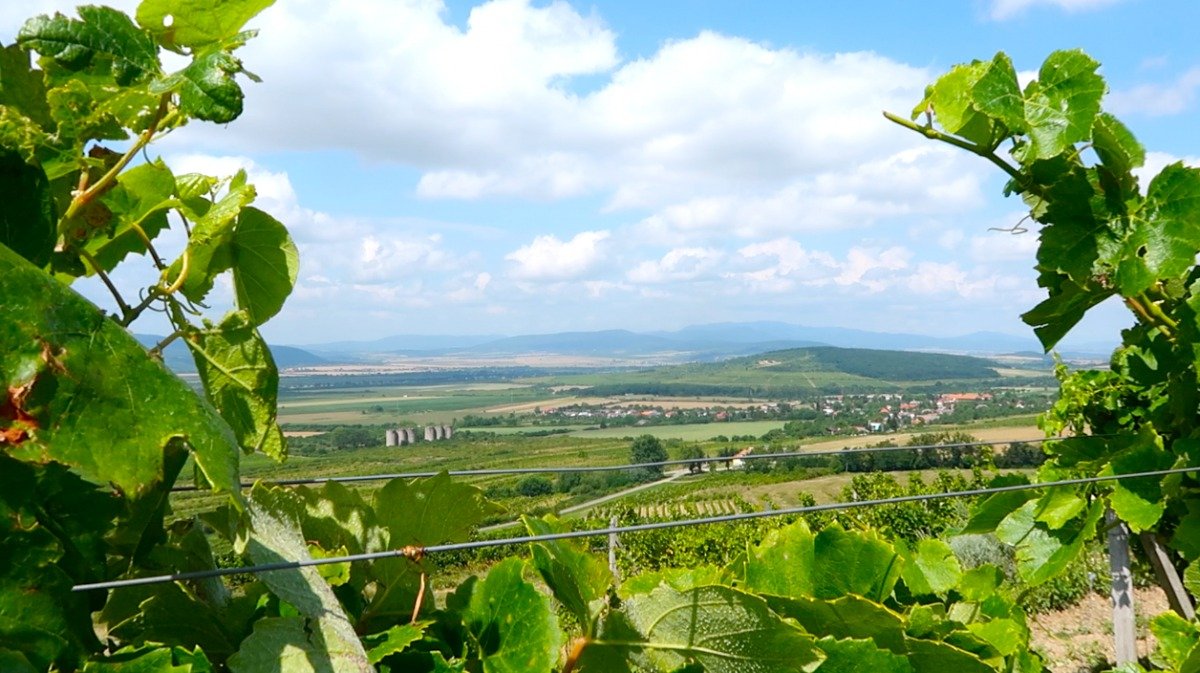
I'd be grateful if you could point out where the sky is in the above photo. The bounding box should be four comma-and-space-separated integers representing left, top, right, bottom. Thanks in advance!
4, 0, 1200, 347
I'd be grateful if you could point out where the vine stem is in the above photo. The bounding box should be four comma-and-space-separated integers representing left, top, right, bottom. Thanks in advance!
64, 96, 174, 221
881, 111, 1040, 198
80, 249, 133, 320
1125, 295, 1175, 339
149, 330, 181, 358
121, 289, 163, 327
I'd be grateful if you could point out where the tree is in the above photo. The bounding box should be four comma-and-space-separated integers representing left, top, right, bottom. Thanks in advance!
516, 475, 554, 497
677, 444, 706, 474
630, 434, 668, 477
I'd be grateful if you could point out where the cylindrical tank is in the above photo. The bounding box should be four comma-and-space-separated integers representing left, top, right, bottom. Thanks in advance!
385, 429, 399, 447
434, 425, 444, 440
404, 427, 416, 444
424, 426, 436, 442
442, 425, 453, 439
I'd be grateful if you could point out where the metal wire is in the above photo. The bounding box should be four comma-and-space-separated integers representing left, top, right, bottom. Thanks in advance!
171, 435, 1075, 491
77, 464, 1196, 592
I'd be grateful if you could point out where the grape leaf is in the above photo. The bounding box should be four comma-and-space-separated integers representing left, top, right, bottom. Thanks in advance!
619, 565, 730, 599
1117, 163, 1200, 295
523, 515, 611, 631
812, 525, 902, 602
187, 311, 285, 460
363, 622, 429, 665
617, 584, 824, 673
971, 52, 1024, 133
815, 637, 913, 673
81, 645, 213, 672
0, 243, 240, 497
230, 207, 298, 326
0, 149, 55, 267
902, 637, 997, 673
764, 594, 907, 654
227, 617, 368, 673
151, 46, 247, 123
1022, 49, 1104, 160
739, 519, 815, 599
898, 539, 961, 598
996, 500, 1102, 585
374, 472, 503, 549
0, 42, 53, 129
137, 0, 274, 49
1091, 113, 1144, 195
170, 170, 255, 303
1032, 487, 1086, 529
88, 159, 177, 273
462, 558, 563, 673
18, 7, 160, 86
1103, 429, 1173, 532
223, 485, 371, 672
1149, 612, 1200, 671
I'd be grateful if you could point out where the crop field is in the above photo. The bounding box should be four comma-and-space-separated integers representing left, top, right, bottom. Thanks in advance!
568, 420, 787, 440
276, 385, 558, 425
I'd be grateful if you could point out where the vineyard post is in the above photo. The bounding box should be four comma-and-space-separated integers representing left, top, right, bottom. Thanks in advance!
1105, 509, 1137, 664
608, 514, 619, 579
1138, 532, 1196, 619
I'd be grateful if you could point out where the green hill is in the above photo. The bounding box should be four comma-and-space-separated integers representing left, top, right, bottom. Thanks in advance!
547, 346, 1004, 395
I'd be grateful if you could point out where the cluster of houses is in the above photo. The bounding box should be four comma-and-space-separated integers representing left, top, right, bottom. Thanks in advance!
384, 425, 454, 446
820, 392, 997, 434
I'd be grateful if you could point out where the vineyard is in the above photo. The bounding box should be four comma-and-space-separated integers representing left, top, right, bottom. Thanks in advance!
3, 2, 1200, 673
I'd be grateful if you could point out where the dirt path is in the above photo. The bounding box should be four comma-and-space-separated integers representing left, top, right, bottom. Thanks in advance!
1030, 586, 1169, 672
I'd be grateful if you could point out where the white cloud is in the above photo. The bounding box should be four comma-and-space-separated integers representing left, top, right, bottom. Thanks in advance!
626, 247, 722, 284
988, 0, 1125, 20
1135, 151, 1200, 190
834, 247, 911, 290
505, 230, 610, 280
1109, 67, 1200, 117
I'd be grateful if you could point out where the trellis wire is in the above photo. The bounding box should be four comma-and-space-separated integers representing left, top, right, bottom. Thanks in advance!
172, 435, 1077, 491
78, 463, 1195, 592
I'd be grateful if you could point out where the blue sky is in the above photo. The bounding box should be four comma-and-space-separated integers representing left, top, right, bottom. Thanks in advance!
4, 0, 1199, 347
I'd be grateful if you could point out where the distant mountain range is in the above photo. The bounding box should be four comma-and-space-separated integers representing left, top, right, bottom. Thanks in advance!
295, 321, 1065, 360
135, 321, 1115, 373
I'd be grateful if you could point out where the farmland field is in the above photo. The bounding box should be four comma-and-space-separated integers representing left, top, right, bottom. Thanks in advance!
568, 420, 787, 440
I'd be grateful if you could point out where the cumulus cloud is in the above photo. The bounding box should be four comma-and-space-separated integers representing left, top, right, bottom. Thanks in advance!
626, 247, 723, 284
987, 0, 1126, 20
1109, 67, 1200, 117
505, 230, 610, 280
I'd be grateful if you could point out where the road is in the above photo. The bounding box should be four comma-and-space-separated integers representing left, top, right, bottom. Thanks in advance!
478, 468, 691, 533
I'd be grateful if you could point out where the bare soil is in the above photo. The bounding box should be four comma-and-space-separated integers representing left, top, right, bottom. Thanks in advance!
1029, 586, 1170, 672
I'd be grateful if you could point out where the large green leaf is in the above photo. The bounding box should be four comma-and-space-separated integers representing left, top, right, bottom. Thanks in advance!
814, 637, 913, 673
1117, 163, 1200, 295
188, 312, 285, 460
1104, 429, 1173, 531
137, 0, 274, 49
1021, 274, 1112, 350
227, 617, 368, 673
0, 456, 102, 671
462, 558, 563, 673
221, 485, 371, 672
0, 149, 55, 267
230, 207, 298, 325
292, 482, 381, 555
739, 519, 814, 599
811, 525, 903, 602
765, 594, 907, 654
1022, 49, 1104, 160
1149, 612, 1200, 671
961, 475, 1035, 534
926, 60, 992, 144
617, 584, 824, 673
81, 645, 213, 672
970, 52, 1024, 133
1091, 112, 1144, 195
996, 499, 1102, 585
898, 539, 961, 598
170, 170, 255, 303
524, 515, 611, 631
902, 637, 997, 673
0, 42, 53, 129
87, 159, 177, 273
151, 46, 248, 124
363, 622, 429, 665
18, 6, 160, 86
374, 472, 503, 549
0, 243, 240, 497
619, 565, 729, 599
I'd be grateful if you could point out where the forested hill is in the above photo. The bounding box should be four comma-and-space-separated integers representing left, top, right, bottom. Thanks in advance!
744, 346, 1001, 381
556, 345, 1007, 396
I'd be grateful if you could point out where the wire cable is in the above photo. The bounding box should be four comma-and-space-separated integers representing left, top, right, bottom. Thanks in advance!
80, 463, 1195, 592
171, 435, 1078, 491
